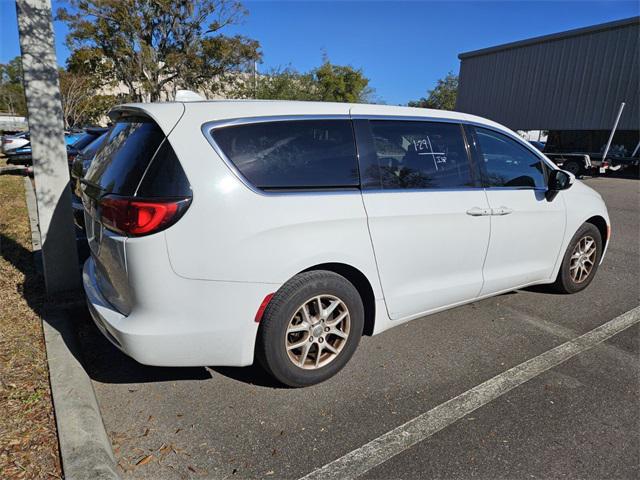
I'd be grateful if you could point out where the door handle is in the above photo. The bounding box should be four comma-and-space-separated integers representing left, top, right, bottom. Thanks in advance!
466, 206, 492, 216
492, 206, 513, 216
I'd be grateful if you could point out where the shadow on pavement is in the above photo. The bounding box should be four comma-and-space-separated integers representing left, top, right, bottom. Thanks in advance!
1, 231, 213, 385
73, 303, 214, 384
210, 364, 283, 388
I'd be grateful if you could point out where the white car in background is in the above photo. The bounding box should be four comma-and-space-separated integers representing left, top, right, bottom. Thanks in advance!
82, 101, 610, 387
1, 131, 29, 154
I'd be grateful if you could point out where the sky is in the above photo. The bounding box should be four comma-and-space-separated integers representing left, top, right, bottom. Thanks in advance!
1, 0, 638, 105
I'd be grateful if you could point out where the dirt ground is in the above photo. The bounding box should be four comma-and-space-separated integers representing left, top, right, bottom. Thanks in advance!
0, 161, 61, 479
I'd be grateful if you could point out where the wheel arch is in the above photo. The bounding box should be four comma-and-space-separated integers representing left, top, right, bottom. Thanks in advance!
300, 263, 376, 336
585, 215, 609, 250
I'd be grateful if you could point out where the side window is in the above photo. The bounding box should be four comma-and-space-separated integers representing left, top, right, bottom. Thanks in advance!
364, 121, 475, 189
474, 127, 546, 188
210, 120, 359, 190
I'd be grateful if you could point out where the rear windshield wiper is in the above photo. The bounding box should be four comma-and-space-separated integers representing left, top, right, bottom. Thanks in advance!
79, 178, 103, 190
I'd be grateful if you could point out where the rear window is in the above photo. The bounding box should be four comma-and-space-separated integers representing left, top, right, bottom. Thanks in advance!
85, 116, 190, 197
210, 120, 359, 190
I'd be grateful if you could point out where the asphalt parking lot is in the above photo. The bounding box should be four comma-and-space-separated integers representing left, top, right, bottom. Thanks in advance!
76, 175, 639, 479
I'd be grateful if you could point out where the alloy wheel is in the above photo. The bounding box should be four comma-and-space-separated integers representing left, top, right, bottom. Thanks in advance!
285, 295, 350, 370
569, 235, 597, 283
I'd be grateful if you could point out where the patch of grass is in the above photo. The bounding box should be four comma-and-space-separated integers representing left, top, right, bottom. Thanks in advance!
0, 158, 62, 479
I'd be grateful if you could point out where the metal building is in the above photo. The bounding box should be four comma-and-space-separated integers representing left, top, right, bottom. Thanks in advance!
455, 17, 639, 131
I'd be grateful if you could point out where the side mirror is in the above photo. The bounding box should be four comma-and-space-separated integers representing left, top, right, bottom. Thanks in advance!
546, 169, 572, 201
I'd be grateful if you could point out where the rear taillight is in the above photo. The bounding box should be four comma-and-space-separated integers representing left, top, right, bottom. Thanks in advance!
99, 195, 191, 236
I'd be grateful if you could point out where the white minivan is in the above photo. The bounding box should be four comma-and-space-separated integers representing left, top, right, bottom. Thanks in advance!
82, 101, 610, 387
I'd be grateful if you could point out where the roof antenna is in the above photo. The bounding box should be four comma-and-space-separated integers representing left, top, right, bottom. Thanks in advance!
175, 90, 205, 102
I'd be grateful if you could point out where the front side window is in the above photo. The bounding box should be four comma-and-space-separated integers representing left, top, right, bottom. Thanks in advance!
210, 120, 359, 190
474, 127, 546, 188
364, 120, 475, 189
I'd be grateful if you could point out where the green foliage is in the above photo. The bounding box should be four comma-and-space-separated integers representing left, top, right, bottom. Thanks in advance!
57, 0, 261, 101
0, 57, 27, 116
313, 61, 372, 103
408, 72, 459, 110
240, 59, 373, 103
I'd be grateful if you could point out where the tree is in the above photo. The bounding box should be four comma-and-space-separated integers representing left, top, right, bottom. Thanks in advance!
408, 72, 458, 110
57, 0, 261, 102
0, 57, 27, 116
59, 69, 119, 128
313, 60, 372, 103
237, 59, 373, 103
249, 66, 317, 101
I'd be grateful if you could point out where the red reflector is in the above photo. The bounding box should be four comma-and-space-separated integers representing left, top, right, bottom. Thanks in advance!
99, 195, 190, 236
255, 293, 274, 323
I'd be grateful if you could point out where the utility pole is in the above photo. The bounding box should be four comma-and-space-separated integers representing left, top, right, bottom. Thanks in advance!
253, 60, 258, 99
15, 0, 79, 293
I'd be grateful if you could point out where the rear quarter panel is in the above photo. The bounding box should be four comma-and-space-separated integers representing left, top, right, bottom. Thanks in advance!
162, 104, 385, 300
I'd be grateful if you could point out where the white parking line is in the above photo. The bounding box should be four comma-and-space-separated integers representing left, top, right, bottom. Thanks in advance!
299, 306, 640, 480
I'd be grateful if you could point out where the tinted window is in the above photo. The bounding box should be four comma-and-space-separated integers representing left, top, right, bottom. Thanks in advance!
211, 120, 359, 190
136, 139, 192, 197
475, 128, 546, 188
86, 118, 165, 195
364, 121, 475, 189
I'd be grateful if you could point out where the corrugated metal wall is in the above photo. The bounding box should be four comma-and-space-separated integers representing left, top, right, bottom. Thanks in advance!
455, 18, 639, 131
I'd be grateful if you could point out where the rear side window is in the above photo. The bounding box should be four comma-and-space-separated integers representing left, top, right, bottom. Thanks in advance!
136, 140, 191, 197
474, 127, 546, 188
210, 120, 359, 190
86, 116, 190, 197
364, 120, 475, 189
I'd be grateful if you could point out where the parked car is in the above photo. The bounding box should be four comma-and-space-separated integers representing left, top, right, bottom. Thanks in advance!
67, 127, 109, 167
81, 101, 610, 387
5, 143, 33, 165
71, 132, 108, 230
64, 131, 85, 146
5, 129, 107, 166
1, 131, 29, 154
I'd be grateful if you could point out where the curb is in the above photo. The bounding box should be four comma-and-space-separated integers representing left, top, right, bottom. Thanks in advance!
24, 178, 120, 480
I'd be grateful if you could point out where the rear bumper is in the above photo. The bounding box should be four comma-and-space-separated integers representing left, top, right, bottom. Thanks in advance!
83, 257, 273, 367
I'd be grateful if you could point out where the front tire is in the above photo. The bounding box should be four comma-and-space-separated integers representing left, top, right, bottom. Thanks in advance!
553, 223, 602, 294
256, 270, 364, 387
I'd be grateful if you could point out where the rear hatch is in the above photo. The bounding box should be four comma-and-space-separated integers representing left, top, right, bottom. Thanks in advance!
81, 109, 191, 314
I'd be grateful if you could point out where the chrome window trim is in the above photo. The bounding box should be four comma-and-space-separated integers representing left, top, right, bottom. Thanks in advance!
357, 114, 556, 170
200, 114, 555, 197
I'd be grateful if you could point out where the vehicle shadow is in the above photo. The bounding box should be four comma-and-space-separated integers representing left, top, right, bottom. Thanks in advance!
210, 364, 283, 388
1, 232, 212, 385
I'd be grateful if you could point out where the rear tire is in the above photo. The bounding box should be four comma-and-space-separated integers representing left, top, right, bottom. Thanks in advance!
256, 270, 364, 387
562, 160, 583, 177
552, 223, 602, 294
